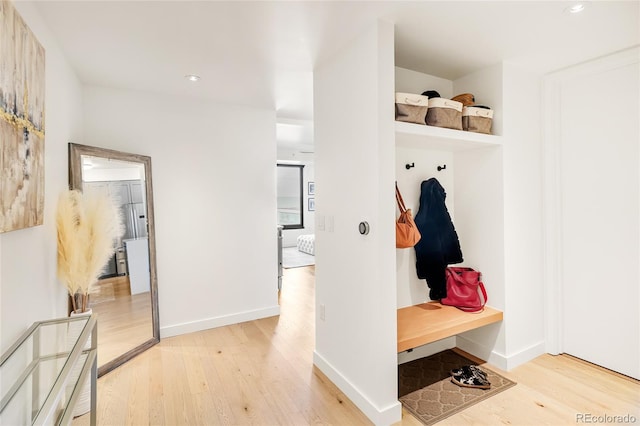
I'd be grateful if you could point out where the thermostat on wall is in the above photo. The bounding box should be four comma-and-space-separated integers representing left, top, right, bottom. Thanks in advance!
359, 221, 370, 235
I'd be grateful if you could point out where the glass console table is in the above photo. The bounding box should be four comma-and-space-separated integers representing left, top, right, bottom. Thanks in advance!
1, 314, 97, 425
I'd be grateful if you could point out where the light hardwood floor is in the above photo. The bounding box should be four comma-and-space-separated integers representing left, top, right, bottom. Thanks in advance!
74, 266, 639, 425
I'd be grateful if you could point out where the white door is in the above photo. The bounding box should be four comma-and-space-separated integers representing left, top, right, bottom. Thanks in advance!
558, 54, 639, 379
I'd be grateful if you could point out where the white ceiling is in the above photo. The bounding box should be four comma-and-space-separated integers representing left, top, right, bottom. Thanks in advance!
32, 0, 639, 151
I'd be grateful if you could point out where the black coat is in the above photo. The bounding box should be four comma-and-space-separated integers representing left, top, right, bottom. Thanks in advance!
413, 178, 463, 300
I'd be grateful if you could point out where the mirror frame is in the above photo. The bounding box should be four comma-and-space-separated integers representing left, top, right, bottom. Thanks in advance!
68, 142, 160, 377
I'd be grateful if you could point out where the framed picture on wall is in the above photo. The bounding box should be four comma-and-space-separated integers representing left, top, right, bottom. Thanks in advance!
1, 2, 46, 233
308, 198, 315, 211
308, 182, 315, 195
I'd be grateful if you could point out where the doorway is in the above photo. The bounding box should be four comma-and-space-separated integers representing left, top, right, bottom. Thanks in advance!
544, 48, 640, 380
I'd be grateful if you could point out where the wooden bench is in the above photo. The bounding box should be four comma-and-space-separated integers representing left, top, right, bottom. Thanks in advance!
397, 302, 503, 353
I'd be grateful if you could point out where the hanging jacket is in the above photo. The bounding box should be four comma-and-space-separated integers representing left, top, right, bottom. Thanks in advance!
413, 178, 463, 300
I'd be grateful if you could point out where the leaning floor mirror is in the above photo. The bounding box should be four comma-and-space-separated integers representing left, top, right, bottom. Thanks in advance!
69, 143, 160, 376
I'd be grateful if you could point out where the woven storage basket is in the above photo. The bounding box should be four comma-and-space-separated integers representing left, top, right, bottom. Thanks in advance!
462, 106, 493, 134
395, 92, 429, 125
426, 98, 463, 130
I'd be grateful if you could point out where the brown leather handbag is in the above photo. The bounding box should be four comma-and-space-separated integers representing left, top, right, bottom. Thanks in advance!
395, 183, 421, 248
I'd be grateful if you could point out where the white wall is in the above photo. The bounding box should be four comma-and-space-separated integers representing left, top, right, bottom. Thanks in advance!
453, 145, 506, 363
393, 67, 458, 309
314, 20, 400, 425
499, 63, 545, 367
394, 147, 459, 365
82, 86, 279, 337
0, 2, 84, 351
454, 63, 545, 370
450, 64, 508, 364
395, 67, 453, 99
395, 147, 454, 308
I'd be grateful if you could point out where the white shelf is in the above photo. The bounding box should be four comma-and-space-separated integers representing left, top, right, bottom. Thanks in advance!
395, 121, 502, 151
397, 302, 503, 352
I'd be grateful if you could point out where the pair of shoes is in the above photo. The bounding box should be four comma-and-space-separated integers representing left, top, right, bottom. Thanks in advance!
450, 365, 491, 389
450, 365, 488, 381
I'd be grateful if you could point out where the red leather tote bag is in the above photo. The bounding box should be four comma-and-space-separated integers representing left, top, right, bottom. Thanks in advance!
441, 267, 488, 312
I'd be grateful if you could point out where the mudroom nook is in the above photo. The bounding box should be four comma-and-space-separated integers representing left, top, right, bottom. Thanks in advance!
394, 63, 506, 360
393, 64, 509, 423
314, 19, 543, 424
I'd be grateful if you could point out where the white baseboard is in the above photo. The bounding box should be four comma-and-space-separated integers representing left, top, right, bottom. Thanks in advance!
313, 350, 402, 426
503, 341, 546, 370
456, 335, 545, 371
160, 305, 280, 338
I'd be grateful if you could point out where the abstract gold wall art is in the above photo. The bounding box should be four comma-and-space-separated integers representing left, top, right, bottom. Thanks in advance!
0, 0, 46, 233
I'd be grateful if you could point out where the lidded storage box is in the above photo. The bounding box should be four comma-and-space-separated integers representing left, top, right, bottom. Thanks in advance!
395, 92, 429, 125
426, 98, 463, 130
462, 106, 493, 134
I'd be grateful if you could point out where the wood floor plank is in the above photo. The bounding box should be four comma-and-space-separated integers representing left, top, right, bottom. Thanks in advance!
180, 332, 211, 396
435, 354, 639, 425
73, 266, 639, 426
126, 356, 150, 426
147, 346, 166, 425
192, 332, 238, 425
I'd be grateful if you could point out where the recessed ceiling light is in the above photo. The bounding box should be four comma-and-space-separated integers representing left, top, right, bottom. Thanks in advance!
565, 3, 586, 14
185, 74, 200, 82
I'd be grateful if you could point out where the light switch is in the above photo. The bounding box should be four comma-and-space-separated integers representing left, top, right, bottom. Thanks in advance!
327, 216, 335, 232
317, 214, 325, 231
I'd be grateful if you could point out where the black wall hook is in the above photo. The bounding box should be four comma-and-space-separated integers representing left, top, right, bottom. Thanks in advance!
437, 164, 447, 171
405, 163, 415, 170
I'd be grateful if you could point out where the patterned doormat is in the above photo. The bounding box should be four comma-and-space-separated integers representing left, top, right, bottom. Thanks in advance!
398, 349, 517, 425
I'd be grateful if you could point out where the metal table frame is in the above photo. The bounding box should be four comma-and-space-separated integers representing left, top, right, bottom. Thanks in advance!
1, 315, 98, 425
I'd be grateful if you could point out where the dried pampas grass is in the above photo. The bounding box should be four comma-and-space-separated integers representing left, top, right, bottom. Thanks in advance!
57, 189, 124, 313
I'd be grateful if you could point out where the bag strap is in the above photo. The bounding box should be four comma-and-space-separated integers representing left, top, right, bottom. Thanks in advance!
478, 282, 488, 306
395, 183, 407, 213
457, 282, 488, 313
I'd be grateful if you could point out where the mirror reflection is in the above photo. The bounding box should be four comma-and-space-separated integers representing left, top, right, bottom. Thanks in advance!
69, 143, 159, 376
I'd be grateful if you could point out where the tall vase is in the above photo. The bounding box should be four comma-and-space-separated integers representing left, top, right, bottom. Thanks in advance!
68, 308, 93, 418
